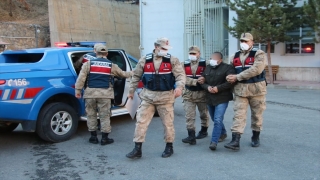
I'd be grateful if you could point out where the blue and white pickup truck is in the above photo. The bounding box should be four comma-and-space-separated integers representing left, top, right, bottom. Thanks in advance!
0, 45, 141, 142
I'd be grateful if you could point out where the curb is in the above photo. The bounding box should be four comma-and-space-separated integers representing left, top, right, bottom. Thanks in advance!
268, 84, 320, 90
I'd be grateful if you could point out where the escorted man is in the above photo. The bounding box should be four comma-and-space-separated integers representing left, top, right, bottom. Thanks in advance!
200, 52, 235, 150
225, 32, 267, 150
73, 43, 104, 73
126, 37, 185, 159
75, 44, 132, 145
181, 46, 209, 145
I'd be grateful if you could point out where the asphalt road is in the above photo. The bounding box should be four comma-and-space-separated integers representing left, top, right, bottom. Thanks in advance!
0, 88, 319, 180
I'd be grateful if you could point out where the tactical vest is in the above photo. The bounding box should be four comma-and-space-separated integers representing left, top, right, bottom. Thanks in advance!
142, 53, 175, 91
87, 58, 112, 88
82, 52, 96, 63
233, 50, 265, 83
184, 59, 206, 91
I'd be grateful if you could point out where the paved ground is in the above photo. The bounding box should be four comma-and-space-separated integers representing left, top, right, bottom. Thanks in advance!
0, 88, 319, 180
273, 80, 320, 90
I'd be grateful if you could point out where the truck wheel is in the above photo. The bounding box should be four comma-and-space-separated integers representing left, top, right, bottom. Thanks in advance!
36, 102, 79, 143
0, 122, 19, 133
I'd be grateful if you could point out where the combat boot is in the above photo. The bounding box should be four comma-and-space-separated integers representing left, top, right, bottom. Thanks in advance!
89, 131, 99, 144
182, 129, 196, 145
126, 143, 142, 159
196, 126, 208, 139
251, 130, 260, 147
162, 143, 174, 158
101, 133, 114, 145
224, 133, 241, 150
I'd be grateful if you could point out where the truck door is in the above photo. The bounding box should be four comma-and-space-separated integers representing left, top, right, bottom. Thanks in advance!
107, 50, 134, 106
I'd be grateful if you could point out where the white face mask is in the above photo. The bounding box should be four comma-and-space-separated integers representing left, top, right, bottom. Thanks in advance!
240, 43, 250, 51
158, 49, 168, 56
209, 59, 218, 66
189, 55, 197, 61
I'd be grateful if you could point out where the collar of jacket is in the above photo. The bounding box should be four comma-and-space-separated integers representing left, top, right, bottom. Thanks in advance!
152, 51, 163, 60
191, 58, 200, 64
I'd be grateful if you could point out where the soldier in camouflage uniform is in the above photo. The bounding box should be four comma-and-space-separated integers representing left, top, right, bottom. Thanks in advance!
181, 46, 209, 145
126, 37, 185, 159
225, 33, 267, 150
75, 44, 132, 145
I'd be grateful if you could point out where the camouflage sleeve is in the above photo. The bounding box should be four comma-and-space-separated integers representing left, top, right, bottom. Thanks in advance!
216, 64, 236, 92
111, 64, 132, 78
75, 62, 90, 94
180, 62, 197, 86
171, 57, 186, 90
237, 50, 266, 81
128, 57, 145, 95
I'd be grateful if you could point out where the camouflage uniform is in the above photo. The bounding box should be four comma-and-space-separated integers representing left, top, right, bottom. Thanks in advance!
129, 53, 185, 143
181, 59, 209, 131
75, 59, 132, 133
230, 48, 267, 134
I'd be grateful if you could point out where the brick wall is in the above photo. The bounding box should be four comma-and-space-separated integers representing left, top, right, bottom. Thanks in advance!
0, 22, 50, 50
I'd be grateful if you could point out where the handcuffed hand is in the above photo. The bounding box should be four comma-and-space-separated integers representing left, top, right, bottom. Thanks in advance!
212, 86, 218, 93
208, 86, 218, 93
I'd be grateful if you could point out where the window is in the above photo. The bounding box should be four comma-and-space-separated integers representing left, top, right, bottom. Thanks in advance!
253, 43, 275, 53
107, 51, 126, 71
70, 52, 90, 75
1, 53, 44, 63
286, 26, 315, 54
128, 57, 137, 69
126, 53, 138, 69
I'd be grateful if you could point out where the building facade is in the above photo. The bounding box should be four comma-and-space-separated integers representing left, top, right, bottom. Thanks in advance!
140, 0, 320, 82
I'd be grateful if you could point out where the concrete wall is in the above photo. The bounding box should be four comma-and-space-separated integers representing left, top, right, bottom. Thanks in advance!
48, 0, 140, 58
0, 22, 50, 50
277, 67, 320, 82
